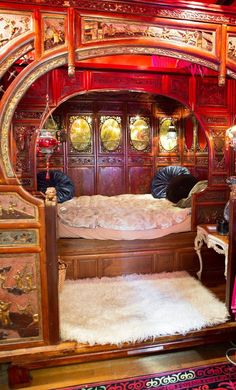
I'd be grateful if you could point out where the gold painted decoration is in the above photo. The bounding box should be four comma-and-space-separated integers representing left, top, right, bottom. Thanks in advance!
100, 117, 122, 151
129, 117, 150, 151
0, 12, 32, 50
0, 230, 38, 246
0, 300, 11, 327
69, 116, 92, 152
77, 46, 218, 71
0, 193, 38, 221
228, 34, 236, 61
0, 43, 34, 80
43, 14, 66, 51
1, 56, 67, 177
159, 118, 178, 151
0, 254, 41, 342
82, 17, 215, 53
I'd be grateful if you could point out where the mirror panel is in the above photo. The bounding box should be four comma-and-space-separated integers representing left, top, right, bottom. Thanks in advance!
130, 117, 151, 151
69, 116, 92, 151
159, 118, 178, 151
100, 117, 122, 151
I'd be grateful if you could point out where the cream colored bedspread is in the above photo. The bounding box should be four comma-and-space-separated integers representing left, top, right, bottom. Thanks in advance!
58, 194, 191, 231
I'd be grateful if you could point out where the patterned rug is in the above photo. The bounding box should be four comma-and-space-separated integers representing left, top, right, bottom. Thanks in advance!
55, 362, 236, 389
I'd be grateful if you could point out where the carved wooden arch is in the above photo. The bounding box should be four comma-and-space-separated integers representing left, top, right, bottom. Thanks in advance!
0, 39, 230, 183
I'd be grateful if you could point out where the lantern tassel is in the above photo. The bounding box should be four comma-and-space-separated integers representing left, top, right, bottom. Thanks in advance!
46, 159, 50, 180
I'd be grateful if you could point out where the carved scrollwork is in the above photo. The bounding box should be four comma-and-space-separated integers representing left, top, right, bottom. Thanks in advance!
82, 17, 215, 54
97, 156, 123, 165
77, 46, 218, 71
1, 56, 67, 177
68, 156, 94, 165
196, 206, 224, 225
0, 43, 33, 79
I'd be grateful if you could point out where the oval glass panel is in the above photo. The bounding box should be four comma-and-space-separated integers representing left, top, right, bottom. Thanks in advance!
70, 117, 91, 151
130, 118, 150, 151
101, 118, 121, 151
160, 118, 177, 151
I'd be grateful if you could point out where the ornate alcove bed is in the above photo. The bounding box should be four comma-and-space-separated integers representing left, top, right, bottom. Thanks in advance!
1, 0, 236, 387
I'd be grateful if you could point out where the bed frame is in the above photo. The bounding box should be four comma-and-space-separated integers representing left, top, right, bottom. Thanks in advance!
3, 187, 236, 389
58, 185, 229, 280
2, 1, 236, 387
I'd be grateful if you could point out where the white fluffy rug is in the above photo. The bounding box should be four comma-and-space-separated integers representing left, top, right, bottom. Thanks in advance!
59, 271, 229, 346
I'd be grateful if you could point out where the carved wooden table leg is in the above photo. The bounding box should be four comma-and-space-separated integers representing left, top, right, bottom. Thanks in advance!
194, 224, 228, 281
194, 232, 204, 280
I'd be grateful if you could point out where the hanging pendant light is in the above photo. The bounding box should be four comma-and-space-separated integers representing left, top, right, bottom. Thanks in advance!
36, 94, 60, 179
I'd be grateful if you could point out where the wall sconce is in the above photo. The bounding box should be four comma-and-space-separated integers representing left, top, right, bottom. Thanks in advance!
226, 125, 236, 151
167, 121, 177, 141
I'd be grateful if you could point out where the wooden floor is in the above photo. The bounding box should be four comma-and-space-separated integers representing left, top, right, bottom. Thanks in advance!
1, 342, 236, 389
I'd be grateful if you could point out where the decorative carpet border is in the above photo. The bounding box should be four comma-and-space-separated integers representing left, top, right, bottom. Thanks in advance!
54, 362, 236, 389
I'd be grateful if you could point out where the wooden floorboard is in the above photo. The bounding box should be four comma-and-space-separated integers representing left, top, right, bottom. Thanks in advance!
1, 341, 235, 389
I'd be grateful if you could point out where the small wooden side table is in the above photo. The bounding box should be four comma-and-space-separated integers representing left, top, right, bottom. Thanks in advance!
194, 224, 229, 280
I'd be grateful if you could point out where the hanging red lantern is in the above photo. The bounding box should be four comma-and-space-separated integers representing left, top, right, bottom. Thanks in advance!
36, 93, 61, 179
37, 129, 58, 154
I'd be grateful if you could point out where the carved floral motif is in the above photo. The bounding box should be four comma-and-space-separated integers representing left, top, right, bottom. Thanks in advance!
197, 78, 227, 107
201, 115, 228, 125
0, 230, 38, 246
91, 71, 162, 91
98, 156, 123, 164
13, 125, 35, 174
68, 156, 94, 165
196, 157, 208, 167
0, 12, 32, 49
14, 111, 42, 120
